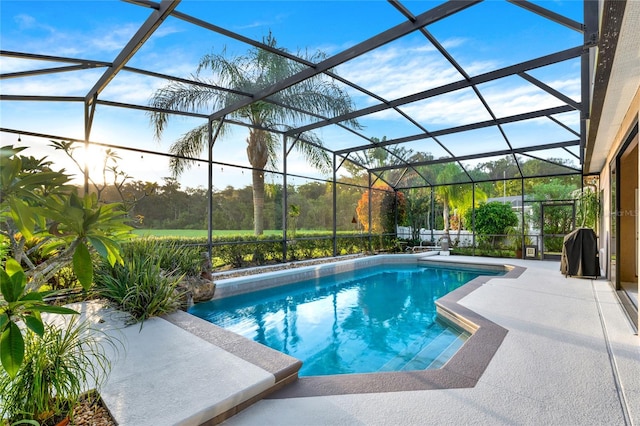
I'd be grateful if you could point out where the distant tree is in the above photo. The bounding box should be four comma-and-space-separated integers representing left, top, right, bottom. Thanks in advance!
356, 183, 392, 233
435, 163, 467, 241
380, 190, 407, 234
405, 189, 432, 242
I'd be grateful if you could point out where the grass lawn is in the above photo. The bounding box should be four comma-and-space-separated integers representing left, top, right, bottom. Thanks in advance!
132, 229, 284, 238
132, 229, 356, 238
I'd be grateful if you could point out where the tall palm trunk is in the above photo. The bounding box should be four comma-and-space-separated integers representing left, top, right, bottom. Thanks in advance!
247, 130, 269, 235
252, 168, 265, 235
442, 195, 451, 243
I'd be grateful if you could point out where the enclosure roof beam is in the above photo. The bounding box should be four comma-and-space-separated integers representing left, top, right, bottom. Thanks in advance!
0, 50, 112, 67
519, 152, 582, 172
389, 2, 474, 182
95, 99, 210, 119
394, 170, 580, 190
518, 72, 582, 110
207, 0, 480, 121
548, 115, 581, 138
286, 46, 583, 137
1, 65, 108, 80
1, 95, 84, 102
369, 139, 580, 172
336, 104, 576, 155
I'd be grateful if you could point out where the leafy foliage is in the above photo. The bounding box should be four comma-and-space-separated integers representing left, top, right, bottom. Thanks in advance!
355, 184, 399, 233
380, 190, 407, 234
119, 237, 203, 277
470, 202, 519, 246
0, 259, 77, 378
574, 186, 600, 230
95, 240, 187, 323
404, 189, 433, 243
0, 145, 132, 291
0, 316, 115, 424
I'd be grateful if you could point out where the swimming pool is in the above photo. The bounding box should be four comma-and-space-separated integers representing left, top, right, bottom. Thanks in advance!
190, 262, 504, 376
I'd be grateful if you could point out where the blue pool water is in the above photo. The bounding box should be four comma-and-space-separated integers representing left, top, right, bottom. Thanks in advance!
189, 263, 503, 376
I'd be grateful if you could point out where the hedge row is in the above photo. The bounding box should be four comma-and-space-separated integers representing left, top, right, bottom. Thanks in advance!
121, 232, 398, 271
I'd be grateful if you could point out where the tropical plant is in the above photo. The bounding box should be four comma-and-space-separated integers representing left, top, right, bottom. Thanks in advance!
95, 251, 184, 324
573, 184, 600, 230
0, 145, 131, 377
434, 163, 467, 241
0, 145, 132, 291
0, 258, 78, 378
506, 225, 533, 257
0, 315, 115, 425
149, 32, 360, 235
119, 237, 203, 277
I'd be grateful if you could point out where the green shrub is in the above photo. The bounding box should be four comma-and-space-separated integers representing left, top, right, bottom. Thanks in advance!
95, 254, 183, 323
108, 232, 372, 272
467, 202, 518, 246
0, 316, 115, 425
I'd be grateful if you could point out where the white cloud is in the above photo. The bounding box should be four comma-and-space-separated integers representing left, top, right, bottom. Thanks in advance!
14, 13, 39, 30
7, 12, 162, 58
338, 40, 499, 107
1, 70, 104, 96
86, 23, 140, 52
399, 92, 493, 125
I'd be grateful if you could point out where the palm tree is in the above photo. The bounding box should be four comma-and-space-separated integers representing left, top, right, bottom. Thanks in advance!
149, 33, 359, 234
435, 164, 462, 242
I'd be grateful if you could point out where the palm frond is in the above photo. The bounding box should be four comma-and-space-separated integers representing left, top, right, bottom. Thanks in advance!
148, 79, 228, 141
291, 132, 331, 175
168, 122, 228, 176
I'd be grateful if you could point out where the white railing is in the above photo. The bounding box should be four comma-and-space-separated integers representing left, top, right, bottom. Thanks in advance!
396, 226, 474, 246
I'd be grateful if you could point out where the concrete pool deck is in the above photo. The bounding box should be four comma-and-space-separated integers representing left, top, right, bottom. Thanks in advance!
86, 255, 639, 425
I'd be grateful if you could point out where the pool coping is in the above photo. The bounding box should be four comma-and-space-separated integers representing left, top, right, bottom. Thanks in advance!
266, 258, 525, 398
162, 310, 303, 424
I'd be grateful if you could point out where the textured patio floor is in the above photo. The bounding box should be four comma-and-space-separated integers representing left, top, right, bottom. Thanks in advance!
83, 256, 639, 425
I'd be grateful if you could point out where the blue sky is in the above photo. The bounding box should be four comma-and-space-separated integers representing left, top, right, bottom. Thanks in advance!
0, 0, 584, 189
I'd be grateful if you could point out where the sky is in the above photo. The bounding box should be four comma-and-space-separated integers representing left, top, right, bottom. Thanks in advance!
0, 0, 585, 190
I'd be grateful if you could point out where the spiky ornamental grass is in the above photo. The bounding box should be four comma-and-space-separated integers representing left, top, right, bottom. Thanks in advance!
0, 316, 116, 425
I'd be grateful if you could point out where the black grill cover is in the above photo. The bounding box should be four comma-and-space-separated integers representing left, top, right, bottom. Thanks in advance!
560, 228, 600, 278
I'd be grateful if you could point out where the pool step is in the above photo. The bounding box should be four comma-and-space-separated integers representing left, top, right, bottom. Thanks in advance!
378, 327, 469, 372
425, 330, 470, 369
